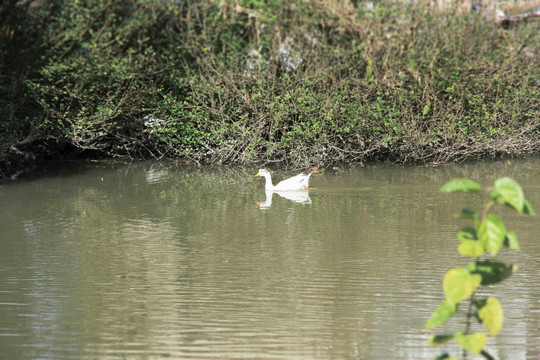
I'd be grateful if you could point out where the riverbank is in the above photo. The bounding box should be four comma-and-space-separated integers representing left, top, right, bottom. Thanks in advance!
1, 1, 539, 182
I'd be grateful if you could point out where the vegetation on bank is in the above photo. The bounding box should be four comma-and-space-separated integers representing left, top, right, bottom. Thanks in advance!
0, 0, 539, 176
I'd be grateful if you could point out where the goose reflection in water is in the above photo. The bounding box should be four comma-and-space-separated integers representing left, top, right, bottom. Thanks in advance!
257, 189, 312, 209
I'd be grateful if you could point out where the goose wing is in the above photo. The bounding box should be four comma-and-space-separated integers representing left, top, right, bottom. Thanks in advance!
274, 173, 311, 191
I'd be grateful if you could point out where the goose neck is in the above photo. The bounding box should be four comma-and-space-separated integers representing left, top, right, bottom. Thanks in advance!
263, 173, 274, 190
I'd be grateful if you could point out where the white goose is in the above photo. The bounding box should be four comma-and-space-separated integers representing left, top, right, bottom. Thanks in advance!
255, 169, 312, 191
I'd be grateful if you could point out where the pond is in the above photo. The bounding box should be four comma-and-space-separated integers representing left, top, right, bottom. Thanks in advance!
1, 158, 539, 359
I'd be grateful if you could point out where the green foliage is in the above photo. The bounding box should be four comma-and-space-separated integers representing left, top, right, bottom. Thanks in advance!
426, 301, 456, 330
479, 214, 507, 256
440, 179, 482, 193
491, 178, 535, 215
477, 297, 503, 337
453, 332, 487, 355
443, 268, 481, 306
427, 178, 534, 359
434, 354, 458, 360
469, 261, 515, 286
1, 1, 539, 165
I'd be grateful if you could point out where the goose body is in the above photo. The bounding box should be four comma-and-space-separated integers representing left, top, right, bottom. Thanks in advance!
255, 169, 312, 191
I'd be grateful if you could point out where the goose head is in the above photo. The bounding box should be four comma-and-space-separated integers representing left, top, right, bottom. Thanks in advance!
255, 169, 271, 178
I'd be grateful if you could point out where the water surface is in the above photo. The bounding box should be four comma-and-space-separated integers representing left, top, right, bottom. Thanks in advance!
1, 159, 539, 359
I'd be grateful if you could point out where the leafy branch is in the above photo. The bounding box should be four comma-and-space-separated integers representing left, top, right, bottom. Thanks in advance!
426, 177, 534, 359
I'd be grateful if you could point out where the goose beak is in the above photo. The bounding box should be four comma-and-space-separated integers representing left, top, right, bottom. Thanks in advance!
255, 171, 260, 177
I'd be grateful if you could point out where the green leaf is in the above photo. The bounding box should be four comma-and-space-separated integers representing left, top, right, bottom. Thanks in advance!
458, 240, 485, 257
478, 297, 504, 336
443, 268, 481, 305
469, 260, 516, 286
477, 214, 506, 256
454, 209, 479, 220
434, 354, 458, 360
474, 297, 488, 310
457, 226, 477, 242
437, 356, 458, 360
453, 332, 487, 355
440, 178, 482, 193
523, 199, 535, 215
428, 334, 454, 345
504, 231, 520, 250
426, 300, 457, 329
491, 177, 525, 213
422, 100, 431, 116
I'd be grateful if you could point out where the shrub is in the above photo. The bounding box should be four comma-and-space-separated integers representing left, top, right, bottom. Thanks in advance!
1, 0, 538, 167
